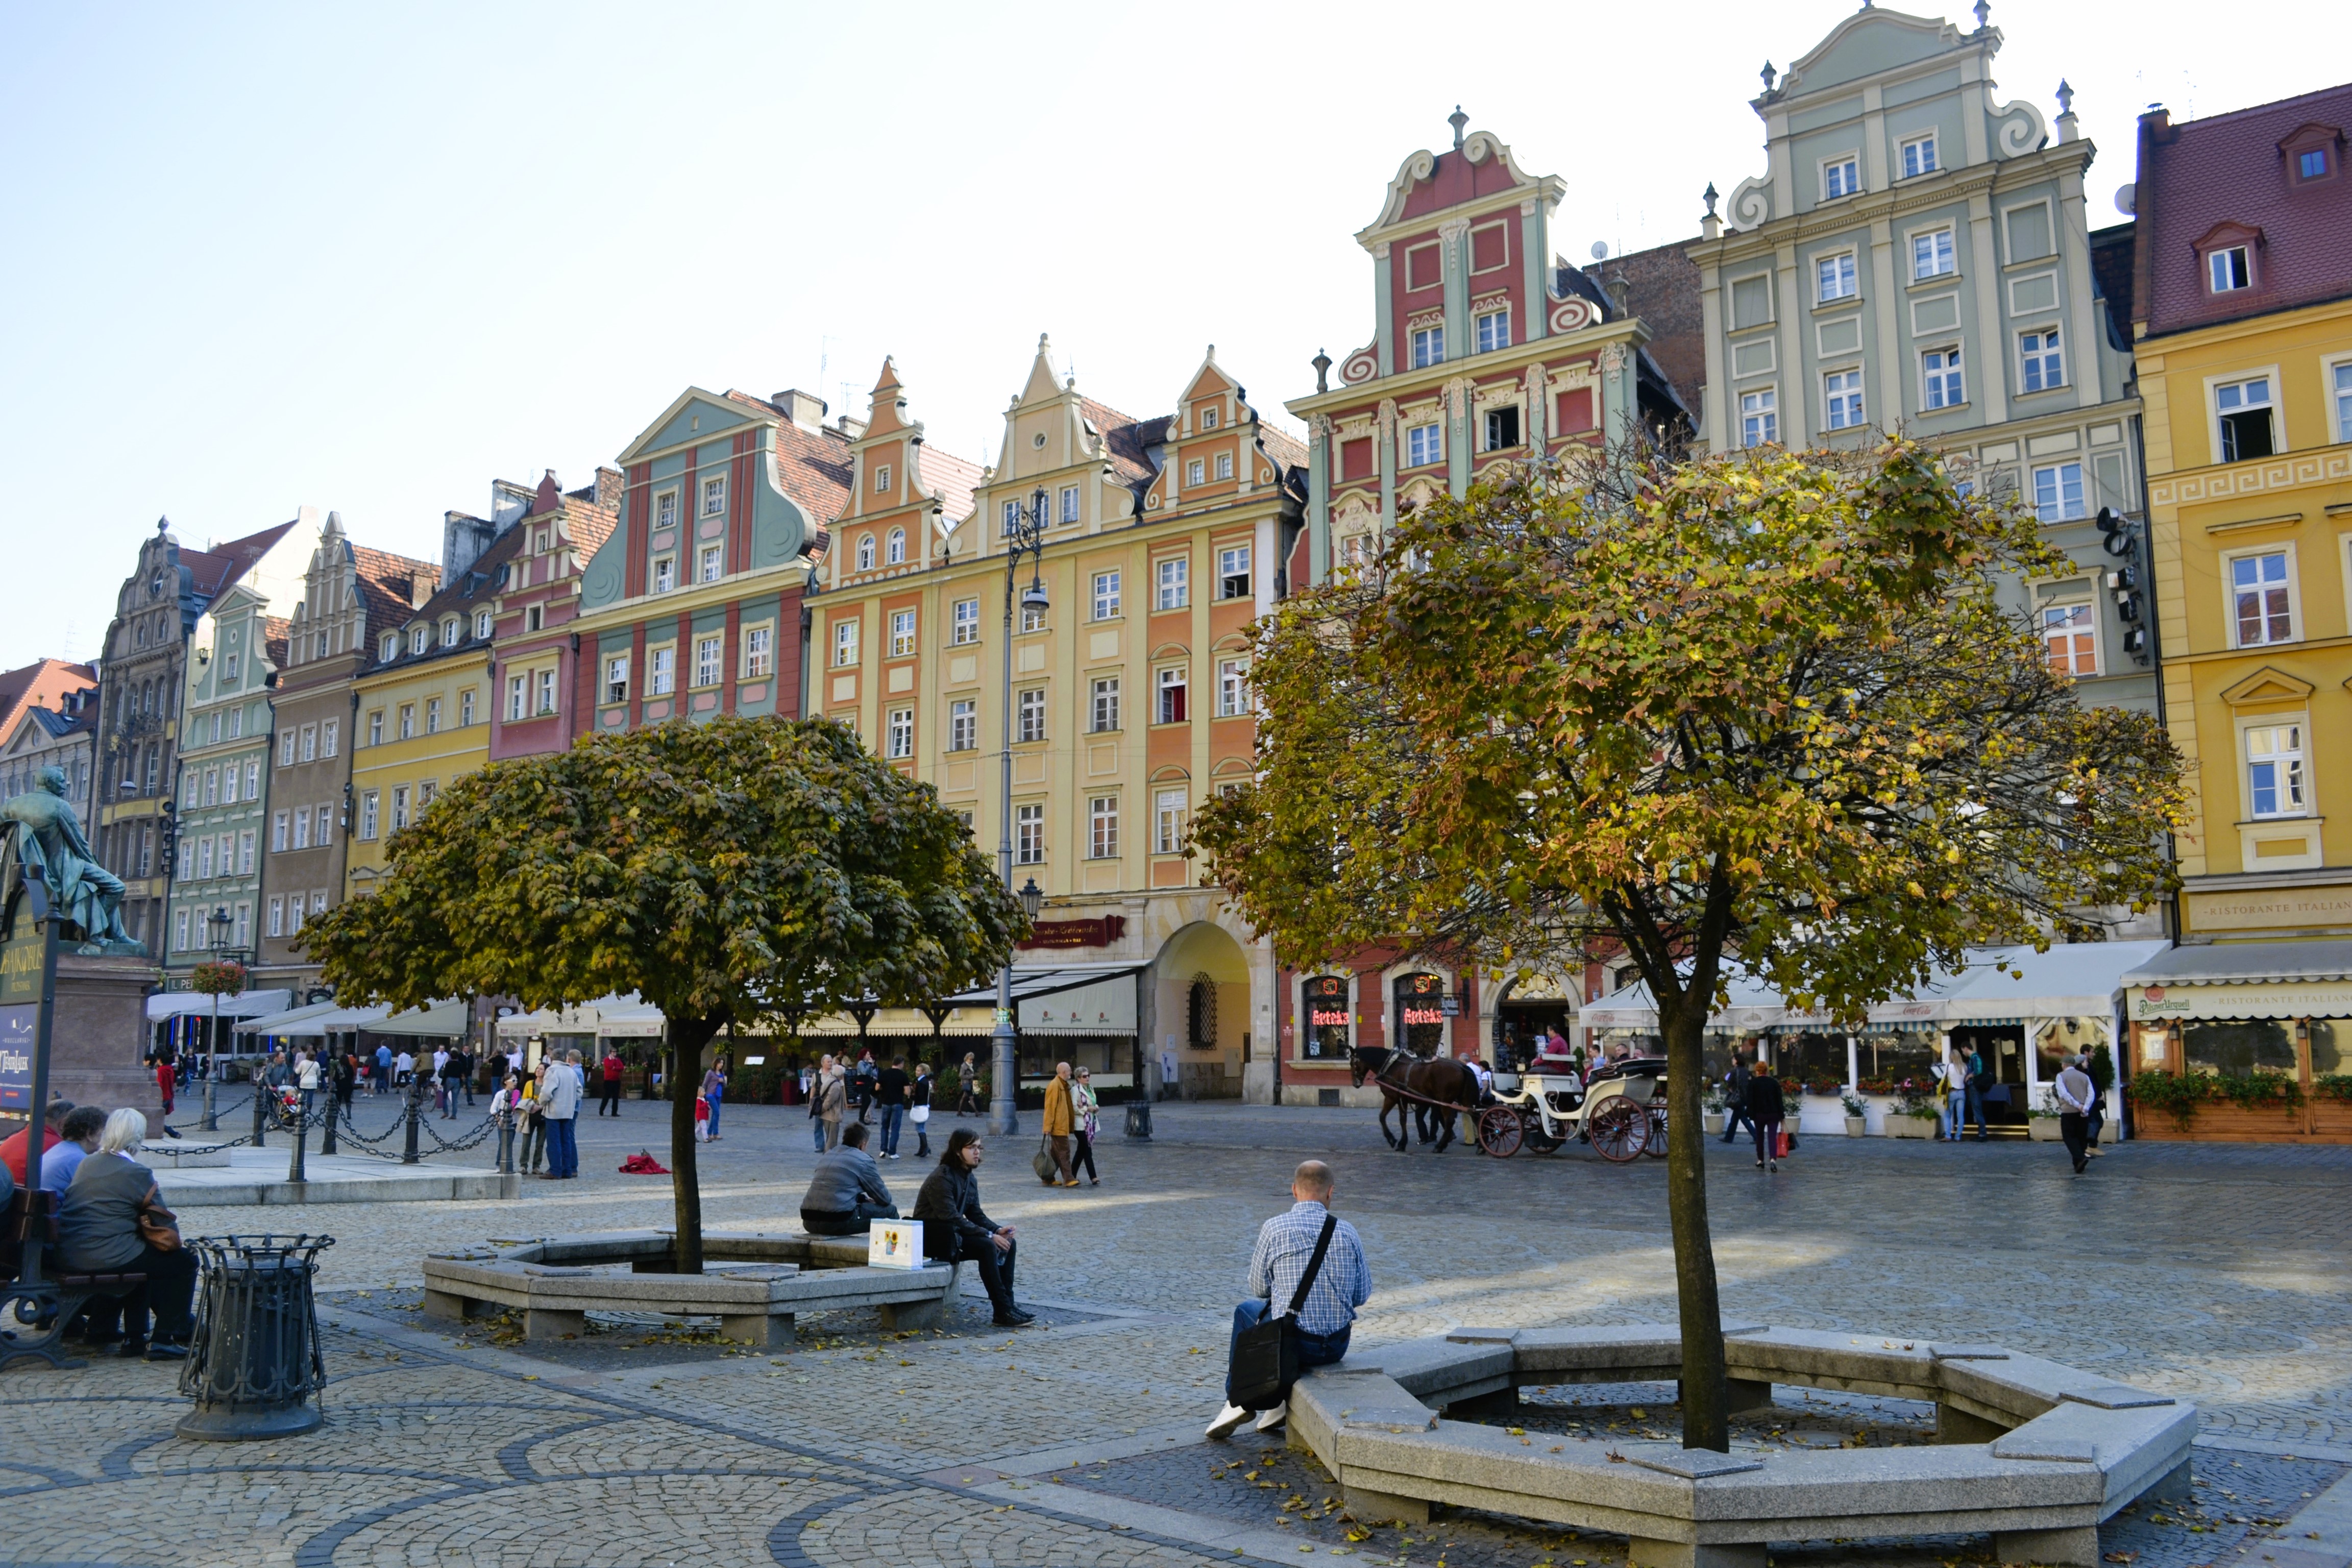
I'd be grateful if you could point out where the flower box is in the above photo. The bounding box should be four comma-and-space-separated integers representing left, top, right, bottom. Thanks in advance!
1885, 1115, 1935, 1139
2028, 1118, 2063, 1142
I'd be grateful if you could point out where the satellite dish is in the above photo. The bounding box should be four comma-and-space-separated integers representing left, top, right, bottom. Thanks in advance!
1589, 242, 1610, 260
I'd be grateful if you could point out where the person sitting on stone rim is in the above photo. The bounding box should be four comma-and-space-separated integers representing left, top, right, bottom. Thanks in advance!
1208, 1159, 1372, 1440
798, 1121, 898, 1236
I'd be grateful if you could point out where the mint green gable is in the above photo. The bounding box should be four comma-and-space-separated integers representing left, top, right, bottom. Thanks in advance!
643, 396, 763, 457
579, 528, 628, 609
750, 428, 814, 568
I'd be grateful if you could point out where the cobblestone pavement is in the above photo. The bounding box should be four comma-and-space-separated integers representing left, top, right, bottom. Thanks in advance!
4, 1101, 2350, 1566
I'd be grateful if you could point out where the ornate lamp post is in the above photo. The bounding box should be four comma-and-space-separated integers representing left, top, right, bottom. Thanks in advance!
990, 486, 1051, 1136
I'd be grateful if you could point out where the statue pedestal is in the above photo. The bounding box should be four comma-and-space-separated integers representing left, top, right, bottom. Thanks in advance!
44, 952, 160, 1116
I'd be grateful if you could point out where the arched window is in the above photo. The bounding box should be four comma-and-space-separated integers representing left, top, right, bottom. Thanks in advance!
886, 527, 906, 565
440, 618, 459, 648
410, 625, 429, 656
381, 633, 398, 662
856, 534, 876, 571
1393, 972, 1448, 1056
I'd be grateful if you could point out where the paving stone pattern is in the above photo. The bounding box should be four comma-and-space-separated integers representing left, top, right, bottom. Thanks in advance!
2, 1101, 2349, 1566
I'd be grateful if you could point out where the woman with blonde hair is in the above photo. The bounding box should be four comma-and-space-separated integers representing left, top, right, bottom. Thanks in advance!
57, 1108, 195, 1359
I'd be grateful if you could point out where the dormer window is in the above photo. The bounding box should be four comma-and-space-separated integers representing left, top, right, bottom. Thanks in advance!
1900, 134, 1939, 179
2284, 125, 2340, 185
440, 618, 459, 648
1200, 406, 1218, 430
2299, 149, 2330, 179
409, 626, 428, 656
381, 633, 398, 661
475, 609, 492, 639
2209, 246, 2252, 293
874, 462, 892, 492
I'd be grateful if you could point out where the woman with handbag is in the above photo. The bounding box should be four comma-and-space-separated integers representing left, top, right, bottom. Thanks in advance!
909, 1061, 935, 1159
1070, 1066, 1101, 1187
56, 1108, 195, 1360
913, 1128, 1032, 1327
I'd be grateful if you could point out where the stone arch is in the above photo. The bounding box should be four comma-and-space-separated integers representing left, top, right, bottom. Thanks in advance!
1152, 918, 1254, 1099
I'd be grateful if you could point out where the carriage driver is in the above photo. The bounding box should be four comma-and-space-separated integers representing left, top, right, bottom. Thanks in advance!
1207, 1160, 1373, 1440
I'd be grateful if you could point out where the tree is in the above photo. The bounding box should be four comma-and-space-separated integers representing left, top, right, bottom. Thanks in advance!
303, 716, 1023, 1270
1194, 438, 2183, 1449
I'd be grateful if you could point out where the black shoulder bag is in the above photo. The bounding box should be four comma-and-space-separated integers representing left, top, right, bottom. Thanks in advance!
1228, 1215, 1338, 1411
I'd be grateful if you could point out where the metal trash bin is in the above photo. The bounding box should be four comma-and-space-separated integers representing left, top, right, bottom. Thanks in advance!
176, 1234, 336, 1441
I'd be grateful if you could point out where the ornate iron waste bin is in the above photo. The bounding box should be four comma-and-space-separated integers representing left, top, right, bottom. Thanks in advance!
176, 1234, 335, 1441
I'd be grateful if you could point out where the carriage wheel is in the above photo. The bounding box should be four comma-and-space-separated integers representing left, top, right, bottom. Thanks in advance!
1644, 1104, 1670, 1158
1524, 1122, 1565, 1155
1477, 1107, 1524, 1159
1588, 1100, 1648, 1163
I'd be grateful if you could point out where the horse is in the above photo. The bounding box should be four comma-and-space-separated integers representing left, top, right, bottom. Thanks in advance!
1350, 1045, 1484, 1153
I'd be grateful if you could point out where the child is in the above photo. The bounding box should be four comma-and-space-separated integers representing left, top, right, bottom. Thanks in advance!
695, 1092, 712, 1142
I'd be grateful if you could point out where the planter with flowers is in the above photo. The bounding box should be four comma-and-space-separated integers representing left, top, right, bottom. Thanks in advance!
1882, 1077, 1939, 1138
1841, 1089, 1869, 1136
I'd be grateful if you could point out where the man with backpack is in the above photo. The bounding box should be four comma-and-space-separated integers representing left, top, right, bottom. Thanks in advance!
1206, 1160, 1371, 1441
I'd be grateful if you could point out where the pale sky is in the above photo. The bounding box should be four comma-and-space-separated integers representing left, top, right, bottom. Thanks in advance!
3, 1, 2338, 669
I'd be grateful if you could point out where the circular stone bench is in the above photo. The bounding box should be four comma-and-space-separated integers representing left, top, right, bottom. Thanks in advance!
420, 1229, 959, 1348
1285, 1322, 2195, 1568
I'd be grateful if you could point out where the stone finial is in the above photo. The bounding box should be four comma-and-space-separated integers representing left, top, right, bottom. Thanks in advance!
1759, 61, 1777, 94
1448, 106, 1467, 150
1312, 348, 1332, 395
2056, 78, 2075, 114
1973, 0, 1991, 29
1703, 182, 1720, 218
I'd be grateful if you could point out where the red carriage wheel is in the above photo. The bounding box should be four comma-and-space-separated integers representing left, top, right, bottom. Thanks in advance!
1645, 1104, 1670, 1158
1588, 1100, 1648, 1163
1478, 1107, 1524, 1158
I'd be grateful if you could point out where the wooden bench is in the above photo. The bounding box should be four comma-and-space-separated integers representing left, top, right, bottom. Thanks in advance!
419, 1229, 964, 1347
0, 1190, 144, 1370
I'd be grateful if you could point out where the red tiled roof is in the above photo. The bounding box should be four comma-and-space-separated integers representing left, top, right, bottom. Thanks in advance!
1079, 397, 1160, 487
1256, 421, 1310, 476
722, 390, 857, 520
179, 519, 299, 600
350, 545, 441, 652
262, 617, 291, 673
363, 528, 522, 673
2134, 84, 2352, 338
916, 442, 985, 524
0, 657, 98, 750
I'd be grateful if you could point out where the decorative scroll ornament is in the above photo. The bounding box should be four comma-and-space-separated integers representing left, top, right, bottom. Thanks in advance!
1340, 346, 1381, 385
1549, 297, 1596, 334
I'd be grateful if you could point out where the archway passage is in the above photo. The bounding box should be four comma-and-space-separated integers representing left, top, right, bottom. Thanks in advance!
1155, 921, 1252, 1100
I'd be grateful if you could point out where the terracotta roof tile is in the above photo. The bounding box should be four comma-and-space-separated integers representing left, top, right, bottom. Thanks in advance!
0, 657, 98, 750
916, 443, 985, 523
179, 519, 300, 600
362, 528, 522, 673
349, 545, 442, 652
1080, 397, 1161, 487
1255, 421, 1310, 475
262, 617, 291, 672
721, 390, 857, 520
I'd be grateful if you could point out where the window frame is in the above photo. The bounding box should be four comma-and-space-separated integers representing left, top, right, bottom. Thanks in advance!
648, 646, 676, 696
1921, 346, 1966, 410
948, 698, 977, 752
1014, 802, 1045, 865
699, 544, 723, 583
2208, 246, 2252, 295
743, 625, 773, 680
700, 474, 727, 519
2040, 598, 2099, 679
1216, 656, 1251, 718
2328, 355, 2352, 445
2243, 718, 2311, 820
2031, 460, 2087, 523
1739, 386, 1779, 448
2211, 371, 2282, 465
1092, 569, 1121, 621
1815, 249, 1859, 304
1155, 556, 1189, 611
1217, 545, 1252, 601
1088, 795, 1119, 860
1090, 675, 1120, 733
1406, 422, 1442, 468
1059, 485, 1080, 524
855, 534, 875, 571
873, 461, 892, 493
1482, 404, 1522, 453
889, 609, 918, 658
694, 634, 722, 689
2225, 545, 2299, 650
1911, 226, 1957, 281
2019, 325, 2065, 394
1185, 458, 1205, 487
1016, 686, 1047, 744
1820, 153, 1861, 202
1156, 665, 1189, 725
651, 555, 676, 594
1154, 788, 1188, 855
1823, 369, 1865, 432
886, 527, 906, 565
951, 597, 981, 645
886, 706, 914, 760
1410, 325, 1444, 369
1475, 308, 1511, 353
834, 618, 861, 668
1899, 133, 1939, 179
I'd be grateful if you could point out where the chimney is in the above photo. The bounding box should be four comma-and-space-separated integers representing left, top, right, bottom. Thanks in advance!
773, 389, 827, 433
594, 466, 626, 509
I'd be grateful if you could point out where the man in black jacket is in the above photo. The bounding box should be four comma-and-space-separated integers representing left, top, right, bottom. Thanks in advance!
1721, 1056, 1756, 1145
913, 1128, 1031, 1327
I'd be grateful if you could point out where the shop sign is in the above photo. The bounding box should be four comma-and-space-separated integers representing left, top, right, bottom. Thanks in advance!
2186, 885, 2352, 933
1303, 975, 1350, 1059
2129, 982, 2352, 1021
1, 1005, 32, 1111
1395, 973, 1448, 1033
1018, 916, 1128, 950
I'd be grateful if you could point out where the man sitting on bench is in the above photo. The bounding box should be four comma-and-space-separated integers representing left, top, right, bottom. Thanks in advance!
798, 1122, 898, 1236
58, 1109, 194, 1361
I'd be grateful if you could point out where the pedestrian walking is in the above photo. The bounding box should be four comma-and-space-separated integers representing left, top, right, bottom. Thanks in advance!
875, 1057, 910, 1159
1206, 1160, 1370, 1439
2054, 1053, 2097, 1173
155, 1052, 175, 1118
1721, 1054, 1756, 1145
441, 1047, 466, 1119
373, 1042, 391, 1095
597, 1049, 625, 1117
701, 1057, 727, 1141
1070, 1066, 1100, 1186
807, 1054, 834, 1153
1940, 1050, 1983, 1142
540, 1051, 582, 1179
1747, 1068, 1786, 1172
956, 1052, 978, 1117
817, 1059, 847, 1151
911, 1128, 1031, 1327
851, 1050, 877, 1126
1964, 1044, 1988, 1140
910, 1061, 935, 1158
1041, 1061, 1077, 1187
331, 1047, 357, 1117
296, 1050, 321, 1118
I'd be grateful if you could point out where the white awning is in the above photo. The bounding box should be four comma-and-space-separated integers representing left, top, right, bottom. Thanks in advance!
366, 999, 471, 1038
495, 996, 636, 1039
1020, 971, 1138, 1036
238, 1001, 343, 1035
597, 1000, 667, 1038
146, 989, 294, 1022
2122, 939, 2352, 1021
280, 1004, 392, 1037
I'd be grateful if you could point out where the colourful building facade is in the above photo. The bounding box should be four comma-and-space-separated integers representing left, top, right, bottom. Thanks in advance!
162, 584, 289, 979
486, 470, 620, 762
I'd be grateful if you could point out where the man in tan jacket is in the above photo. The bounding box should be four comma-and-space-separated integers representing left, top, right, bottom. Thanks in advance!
1041, 1061, 1077, 1187
817, 1063, 848, 1151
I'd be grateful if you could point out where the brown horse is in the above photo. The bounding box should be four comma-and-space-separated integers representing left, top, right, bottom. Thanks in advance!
1350, 1045, 1483, 1152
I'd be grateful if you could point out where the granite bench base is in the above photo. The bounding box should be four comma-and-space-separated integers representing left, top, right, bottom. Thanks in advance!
419, 1230, 959, 1347
1285, 1324, 2194, 1568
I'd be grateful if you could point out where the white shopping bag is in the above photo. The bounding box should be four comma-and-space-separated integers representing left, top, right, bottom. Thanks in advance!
868, 1218, 923, 1269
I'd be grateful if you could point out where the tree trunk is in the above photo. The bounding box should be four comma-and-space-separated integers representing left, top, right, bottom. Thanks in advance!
668, 1017, 722, 1273
1662, 996, 1730, 1450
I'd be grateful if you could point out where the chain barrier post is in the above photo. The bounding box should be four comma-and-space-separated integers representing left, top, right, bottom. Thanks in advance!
286, 1097, 308, 1184
402, 1077, 422, 1165
202, 1075, 218, 1132
496, 1112, 515, 1174
252, 1079, 267, 1148
320, 1096, 338, 1156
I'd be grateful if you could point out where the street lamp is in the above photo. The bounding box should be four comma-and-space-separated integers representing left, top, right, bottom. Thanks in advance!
990, 485, 1051, 1137
204, 904, 234, 1069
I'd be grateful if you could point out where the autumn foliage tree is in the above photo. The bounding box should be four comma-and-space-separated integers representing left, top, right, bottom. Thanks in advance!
1194, 437, 2183, 1449
303, 716, 1024, 1270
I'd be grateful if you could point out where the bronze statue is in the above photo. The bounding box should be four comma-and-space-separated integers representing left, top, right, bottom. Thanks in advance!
0, 766, 145, 955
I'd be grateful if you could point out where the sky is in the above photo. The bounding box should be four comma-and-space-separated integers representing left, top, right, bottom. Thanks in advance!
2, 1, 2340, 670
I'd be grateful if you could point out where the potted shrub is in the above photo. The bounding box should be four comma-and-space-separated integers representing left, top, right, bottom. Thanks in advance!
2027, 1087, 2065, 1140
1841, 1089, 1869, 1136
1702, 1081, 1728, 1135
1884, 1078, 1937, 1138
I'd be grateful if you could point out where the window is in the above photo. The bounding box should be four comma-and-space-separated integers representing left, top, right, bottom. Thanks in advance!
890, 610, 917, 656
948, 698, 977, 752
1156, 557, 1188, 610
203, 767, 218, 806
701, 476, 726, 518
1923, 348, 1965, 409
1900, 134, 1938, 178
2021, 327, 2064, 393
1218, 545, 1252, 600
2209, 246, 2251, 293
743, 626, 772, 679
1090, 676, 1120, 732
367, 710, 383, 746
2300, 149, 2331, 180
292, 808, 311, 850
235, 830, 253, 875
316, 803, 334, 845
650, 647, 675, 695
1824, 370, 1864, 431
2335, 360, 2352, 444
391, 786, 410, 834
2233, 552, 2294, 646
2248, 724, 2308, 817
408, 625, 427, 656
1186, 459, 1205, 487
1089, 796, 1119, 859
1476, 309, 1510, 353
1912, 228, 1956, 280
652, 556, 676, 594
886, 527, 905, 565
2217, 377, 2275, 462
1017, 687, 1046, 743
395, 704, 413, 742
834, 619, 860, 667
700, 545, 723, 583
2041, 602, 2097, 677
286, 900, 304, 937
951, 598, 980, 644
1059, 486, 1080, 524
222, 765, 238, 804
1731, 274, 1773, 328
440, 619, 459, 649
1199, 405, 1219, 430
1217, 657, 1250, 717
507, 674, 527, 721
280, 729, 296, 767
1155, 789, 1187, 854
887, 707, 914, 759
174, 908, 188, 953
197, 839, 212, 880
656, 490, 678, 530
268, 897, 284, 938
322, 720, 337, 757
1158, 666, 1188, 724
1407, 423, 1441, 466
525, 604, 544, 632
1020, 601, 1047, 633
1739, 388, 1778, 448
2032, 461, 2086, 523
1000, 499, 1020, 537
223, 650, 240, 682
1411, 326, 1444, 368
475, 609, 492, 639
1823, 156, 1859, 200
1092, 570, 1121, 621
424, 697, 440, 735
530, 669, 552, 715
228, 708, 242, 739
1484, 405, 1521, 452
695, 635, 721, 688
297, 724, 315, 763
855, 534, 875, 571
417, 780, 436, 812
244, 761, 259, 798
874, 462, 892, 492
1215, 451, 1233, 481
1817, 252, 1858, 303
1015, 803, 1044, 865
360, 791, 379, 841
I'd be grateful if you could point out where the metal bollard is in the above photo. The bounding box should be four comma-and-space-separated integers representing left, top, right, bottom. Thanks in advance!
252, 1082, 267, 1148
402, 1081, 422, 1165
177, 1235, 335, 1441
319, 1099, 338, 1157
286, 1100, 308, 1184
202, 1077, 218, 1133
497, 1117, 515, 1174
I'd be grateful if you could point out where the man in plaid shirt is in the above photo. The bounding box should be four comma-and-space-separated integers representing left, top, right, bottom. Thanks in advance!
1208, 1160, 1371, 1438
